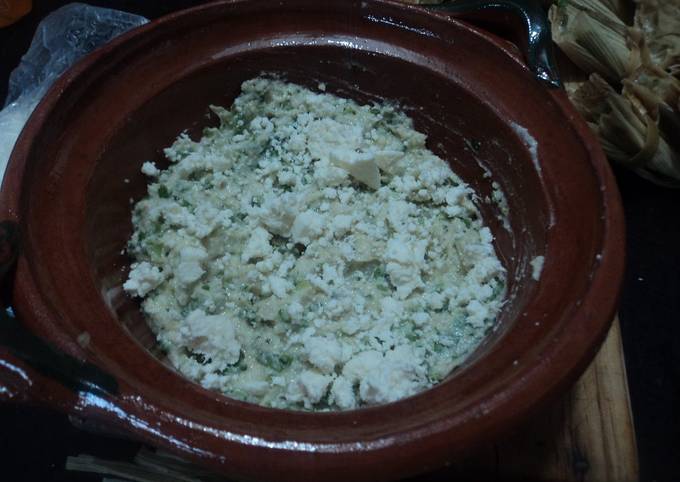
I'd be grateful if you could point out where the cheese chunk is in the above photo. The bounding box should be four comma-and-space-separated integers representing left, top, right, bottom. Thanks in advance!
330, 149, 381, 190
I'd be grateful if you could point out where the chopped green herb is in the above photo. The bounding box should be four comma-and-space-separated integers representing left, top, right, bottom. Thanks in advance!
184, 347, 210, 365
157, 185, 170, 198
278, 308, 291, 323
257, 351, 293, 371
215, 350, 248, 375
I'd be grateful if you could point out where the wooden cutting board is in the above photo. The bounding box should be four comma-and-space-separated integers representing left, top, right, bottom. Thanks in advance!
66, 318, 638, 482
442, 316, 639, 482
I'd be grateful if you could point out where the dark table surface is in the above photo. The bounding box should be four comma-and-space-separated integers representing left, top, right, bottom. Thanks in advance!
1, 2, 679, 481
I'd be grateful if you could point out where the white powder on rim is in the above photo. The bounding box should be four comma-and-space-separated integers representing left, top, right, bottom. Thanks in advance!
530, 255, 545, 281
510, 122, 540, 174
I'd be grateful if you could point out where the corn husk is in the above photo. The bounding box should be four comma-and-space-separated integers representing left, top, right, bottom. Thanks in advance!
549, 1, 641, 83
599, 0, 634, 20
563, 0, 630, 22
564, 79, 588, 98
572, 74, 680, 186
623, 63, 680, 118
634, 0, 680, 71
623, 62, 680, 169
549, 0, 680, 187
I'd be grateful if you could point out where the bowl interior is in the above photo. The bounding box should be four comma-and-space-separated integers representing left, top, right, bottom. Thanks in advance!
85, 44, 548, 373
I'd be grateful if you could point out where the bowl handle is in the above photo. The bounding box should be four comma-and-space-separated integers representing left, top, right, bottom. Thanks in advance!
0, 221, 118, 405
427, 0, 562, 88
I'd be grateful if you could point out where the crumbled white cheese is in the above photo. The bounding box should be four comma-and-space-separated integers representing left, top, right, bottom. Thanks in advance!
185, 309, 241, 365
123, 261, 163, 297
176, 260, 204, 285
141, 161, 160, 177
304, 336, 344, 373
329, 375, 356, 409
125, 77, 506, 411
291, 210, 325, 245
242, 227, 273, 263
286, 371, 333, 408
343, 347, 426, 405
258, 193, 297, 236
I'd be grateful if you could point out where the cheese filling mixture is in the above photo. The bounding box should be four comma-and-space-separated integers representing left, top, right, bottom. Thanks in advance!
124, 77, 506, 410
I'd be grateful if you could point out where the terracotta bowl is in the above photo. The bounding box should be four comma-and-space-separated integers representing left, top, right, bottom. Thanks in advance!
0, 0, 624, 480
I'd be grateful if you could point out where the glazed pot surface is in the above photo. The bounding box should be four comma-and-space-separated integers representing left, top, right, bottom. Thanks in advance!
0, 1, 624, 480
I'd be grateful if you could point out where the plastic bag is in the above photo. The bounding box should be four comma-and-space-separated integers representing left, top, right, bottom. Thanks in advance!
0, 3, 148, 179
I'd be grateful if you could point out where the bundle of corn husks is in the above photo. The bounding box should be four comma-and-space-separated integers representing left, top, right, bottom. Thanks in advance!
550, 0, 680, 187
